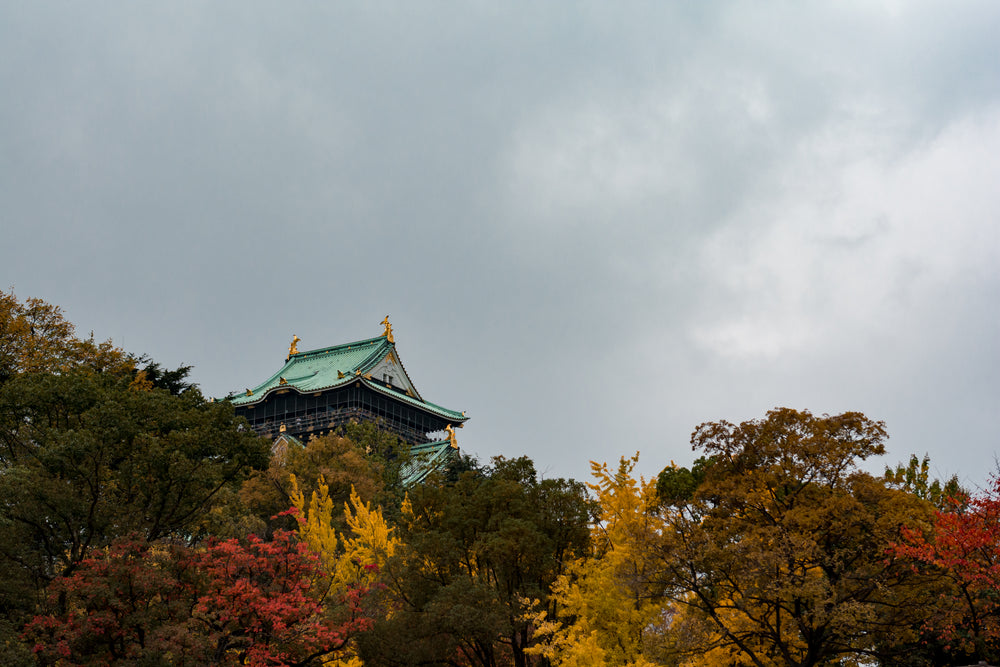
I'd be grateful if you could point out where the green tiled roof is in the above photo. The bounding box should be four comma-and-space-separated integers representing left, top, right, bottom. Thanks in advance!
229, 335, 467, 424
400, 439, 458, 486
364, 379, 466, 422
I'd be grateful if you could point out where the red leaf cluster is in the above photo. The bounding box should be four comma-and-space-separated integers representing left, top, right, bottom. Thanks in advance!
894, 478, 1000, 655
24, 531, 375, 666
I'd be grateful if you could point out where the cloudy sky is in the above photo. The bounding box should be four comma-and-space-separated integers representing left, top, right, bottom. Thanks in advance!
2, 2, 998, 487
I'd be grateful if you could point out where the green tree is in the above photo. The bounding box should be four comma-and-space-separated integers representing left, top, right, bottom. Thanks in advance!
359, 456, 594, 667
0, 370, 269, 626
884, 453, 964, 509
656, 455, 714, 506
131, 355, 197, 395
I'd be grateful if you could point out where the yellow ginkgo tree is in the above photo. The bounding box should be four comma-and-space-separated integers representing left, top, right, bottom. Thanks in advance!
289, 473, 402, 666
529, 453, 669, 667
290, 473, 400, 588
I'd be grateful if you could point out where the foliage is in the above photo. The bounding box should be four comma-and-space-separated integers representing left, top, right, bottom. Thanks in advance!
651, 408, 936, 667
655, 455, 713, 506
23, 531, 375, 665
240, 429, 390, 537
290, 473, 399, 590
131, 355, 197, 395
5, 292, 993, 667
884, 453, 964, 509
894, 476, 1000, 662
0, 370, 269, 590
289, 474, 400, 664
529, 453, 667, 667
360, 455, 593, 667
0, 290, 132, 385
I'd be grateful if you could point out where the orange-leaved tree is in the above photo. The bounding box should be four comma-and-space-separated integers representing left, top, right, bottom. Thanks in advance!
0, 289, 132, 384
652, 408, 934, 667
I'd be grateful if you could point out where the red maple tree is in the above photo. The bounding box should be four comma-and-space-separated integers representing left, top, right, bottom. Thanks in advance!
25, 531, 375, 665
894, 477, 1000, 658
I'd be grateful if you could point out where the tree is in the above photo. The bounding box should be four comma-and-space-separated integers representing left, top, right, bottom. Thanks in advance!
290, 474, 399, 590
239, 426, 393, 538
893, 476, 1000, 663
651, 409, 935, 667
0, 290, 131, 385
0, 369, 270, 618
359, 456, 593, 667
884, 453, 964, 510
24, 531, 375, 665
287, 474, 400, 664
131, 355, 197, 395
530, 454, 668, 667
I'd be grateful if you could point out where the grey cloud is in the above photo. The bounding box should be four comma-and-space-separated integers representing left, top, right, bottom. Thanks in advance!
2, 1, 998, 486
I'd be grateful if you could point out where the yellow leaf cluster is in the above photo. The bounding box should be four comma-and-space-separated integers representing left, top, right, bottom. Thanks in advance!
289, 473, 399, 589
530, 453, 669, 666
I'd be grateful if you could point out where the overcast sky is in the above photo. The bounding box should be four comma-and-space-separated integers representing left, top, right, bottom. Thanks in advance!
2, 2, 998, 488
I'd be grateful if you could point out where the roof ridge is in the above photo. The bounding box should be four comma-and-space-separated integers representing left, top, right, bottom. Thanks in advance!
291, 335, 386, 360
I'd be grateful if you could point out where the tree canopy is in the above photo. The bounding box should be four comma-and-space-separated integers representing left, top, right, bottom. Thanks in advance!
3, 292, 996, 667
359, 456, 594, 667
0, 289, 132, 385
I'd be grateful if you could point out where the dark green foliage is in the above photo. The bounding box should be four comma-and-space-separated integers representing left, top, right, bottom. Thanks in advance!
0, 370, 270, 622
131, 354, 197, 395
0, 617, 33, 667
656, 455, 714, 506
359, 456, 594, 667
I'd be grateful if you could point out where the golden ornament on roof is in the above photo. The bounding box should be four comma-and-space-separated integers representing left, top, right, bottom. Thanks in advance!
288, 335, 301, 358
380, 316, 394, 343
445, 424, 458, 449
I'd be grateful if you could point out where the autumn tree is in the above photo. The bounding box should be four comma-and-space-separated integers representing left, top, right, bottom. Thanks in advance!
0, 289, 132, 384
529, 454, 669, 667
893, 475, 1000, 663
651, 408, 936, 667
284, 473, 402, 664
239, 423, 402, 538
24, 531, 375, 665
291, 474, 399, 588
